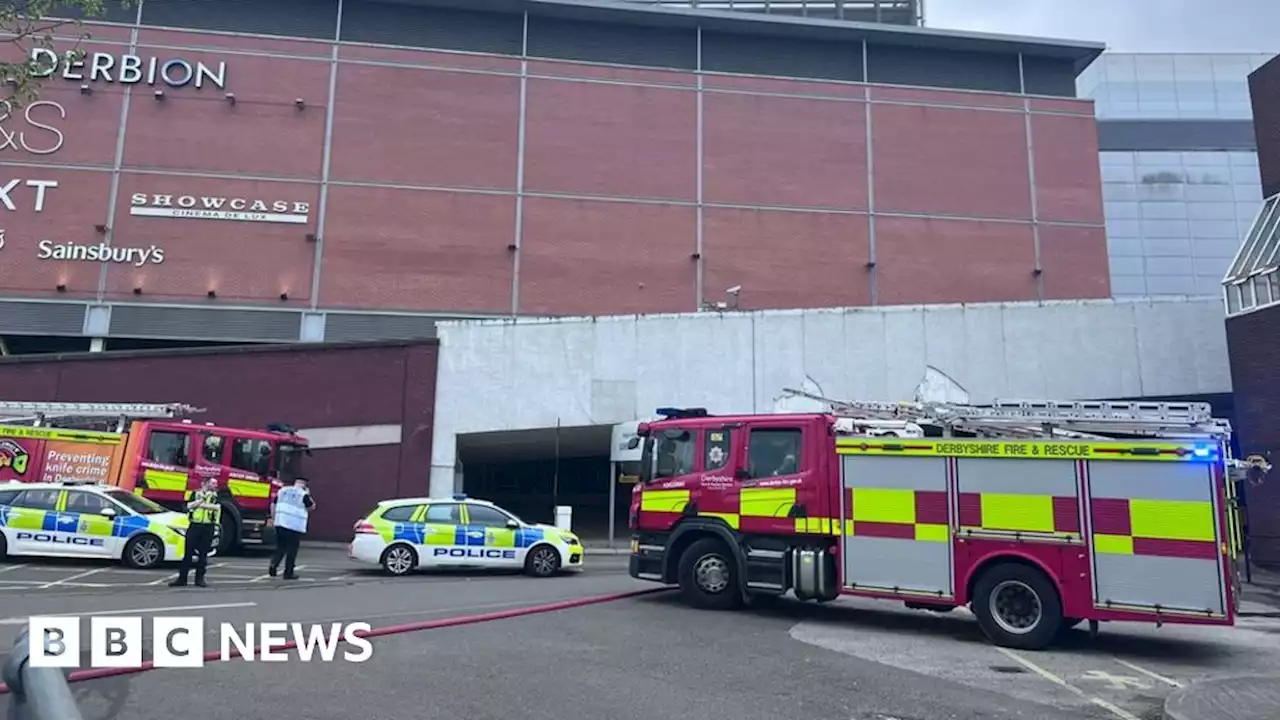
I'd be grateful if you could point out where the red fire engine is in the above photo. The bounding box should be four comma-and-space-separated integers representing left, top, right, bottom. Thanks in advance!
627, 394, 1248, 649
0, 401, 309, 554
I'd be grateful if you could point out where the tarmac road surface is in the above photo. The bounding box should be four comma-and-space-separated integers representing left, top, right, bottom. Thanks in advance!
1, 553, 1277, 720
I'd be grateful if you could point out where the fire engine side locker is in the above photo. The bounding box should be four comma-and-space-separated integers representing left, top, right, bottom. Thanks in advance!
1085, 458, 1227, 618
839, 454, 954, 599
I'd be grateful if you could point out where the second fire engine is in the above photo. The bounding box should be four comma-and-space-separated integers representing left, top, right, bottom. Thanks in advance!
0, 400, 309, 554
628, 394, 1247, 650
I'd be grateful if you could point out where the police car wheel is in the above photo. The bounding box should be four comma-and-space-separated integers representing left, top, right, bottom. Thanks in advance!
524, 545, 561, 577
0, 533, 7, 560
123, 534, 164, 570
381, 544, 417, 576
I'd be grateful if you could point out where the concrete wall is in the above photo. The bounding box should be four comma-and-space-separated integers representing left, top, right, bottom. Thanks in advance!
429, 297, 1231, 495
0, 340, 438, 541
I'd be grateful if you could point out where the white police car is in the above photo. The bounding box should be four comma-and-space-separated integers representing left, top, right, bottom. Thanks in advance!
0, 481, 192, 569
348, 494, 584, 577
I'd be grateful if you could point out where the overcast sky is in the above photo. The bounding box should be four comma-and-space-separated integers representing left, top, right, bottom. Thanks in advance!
925, 0, 1279, 54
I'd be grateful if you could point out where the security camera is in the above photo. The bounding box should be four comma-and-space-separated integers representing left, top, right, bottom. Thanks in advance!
726, 285, 741, 295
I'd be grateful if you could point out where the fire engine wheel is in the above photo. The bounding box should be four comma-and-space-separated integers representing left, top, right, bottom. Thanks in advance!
123, 534, 165, 570
215, 513, 236, 556
677, 538, 743, 611
972, 563, 1063, 650
381, 544, 418, 576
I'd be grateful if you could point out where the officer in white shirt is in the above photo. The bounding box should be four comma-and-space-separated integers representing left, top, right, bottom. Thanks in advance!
268, 477, 315, 579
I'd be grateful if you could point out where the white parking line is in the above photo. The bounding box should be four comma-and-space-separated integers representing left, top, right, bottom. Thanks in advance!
38, 567, 111, 589
0, 565, 22, 576
249, 565, 306, 582
0, 601, 258, 625
994, 648, 1141, 720
1111, 658, 1183, 688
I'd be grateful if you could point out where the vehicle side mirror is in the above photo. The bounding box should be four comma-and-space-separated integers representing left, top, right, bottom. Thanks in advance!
506, 519, 519, 529
99, 507, 117, 518
734, 468, 750, 480
627, 436, 640, 450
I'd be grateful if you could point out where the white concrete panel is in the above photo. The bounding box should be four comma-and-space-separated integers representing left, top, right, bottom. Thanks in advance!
428, 298, 1231, 496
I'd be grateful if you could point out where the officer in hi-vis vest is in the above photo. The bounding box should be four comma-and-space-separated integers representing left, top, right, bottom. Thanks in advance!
269, 476, 314, 579
170, 477, 221, 588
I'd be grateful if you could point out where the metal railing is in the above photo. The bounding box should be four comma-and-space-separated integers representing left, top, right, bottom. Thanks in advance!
2, 630, 85, 720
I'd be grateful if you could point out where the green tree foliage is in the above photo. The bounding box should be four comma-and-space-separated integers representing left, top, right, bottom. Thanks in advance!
1, 0, 132, 106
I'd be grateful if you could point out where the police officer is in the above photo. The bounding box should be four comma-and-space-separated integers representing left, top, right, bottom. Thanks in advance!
268, 476, 314, 579
170, 477, 220, 588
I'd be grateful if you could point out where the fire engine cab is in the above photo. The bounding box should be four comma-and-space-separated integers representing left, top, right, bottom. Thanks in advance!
627, 393, 1249, 650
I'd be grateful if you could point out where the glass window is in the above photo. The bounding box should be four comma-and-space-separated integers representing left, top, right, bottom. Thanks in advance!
1256, 275, 1273, 306
654, 432, 695, 479
13, 489, 60, 511
748, 428, 803, 479
467, 505, 515, 527
0, 489, 20, 506
201, 435, 226, 464
146, 431, 190, 466
230, 438, 272, 475
704, 429, 731, 471
423, 504, 461, 524
381, 505, 419, 522
64, 491, 112, 514
102, 490, 165, 515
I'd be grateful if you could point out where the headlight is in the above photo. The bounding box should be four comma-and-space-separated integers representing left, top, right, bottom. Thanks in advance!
560, 533, 579, 545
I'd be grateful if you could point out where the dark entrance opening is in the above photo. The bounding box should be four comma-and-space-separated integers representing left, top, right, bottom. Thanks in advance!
457, 424, 629, 546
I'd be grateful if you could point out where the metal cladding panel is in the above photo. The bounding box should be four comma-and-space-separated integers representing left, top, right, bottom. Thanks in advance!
844, 535, 951, 593
841, 455, 951, 595
109, 305, 301, 342
139, 0, 340, 39
0, 302, 86, 335
1249, 55, 1280, 200
1092, 554, 1224, 615
1087, 460, 1224, 614
700, 32, 863, 82
1096, 120, 1258, 152
323, 313, 438, 342
842, 455, 944, 491
526, 16, 697, 70
339, 3, 524, 54
955, 458, 1077, 497
1088, 461, 1213, 502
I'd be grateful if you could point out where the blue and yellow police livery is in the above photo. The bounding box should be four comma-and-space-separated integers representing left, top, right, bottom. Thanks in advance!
0, 481, 192, 569
349, 494, 584, 577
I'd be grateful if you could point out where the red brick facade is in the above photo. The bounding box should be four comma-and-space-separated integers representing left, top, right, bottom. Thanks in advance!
0, 22, 1107, 316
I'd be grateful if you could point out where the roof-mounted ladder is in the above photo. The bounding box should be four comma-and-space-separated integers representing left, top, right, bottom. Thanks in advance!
0, 401, 203, 433
778, 389, 1233, 441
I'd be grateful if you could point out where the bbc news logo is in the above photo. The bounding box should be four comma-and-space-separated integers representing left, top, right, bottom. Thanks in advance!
28, 616, 374, 668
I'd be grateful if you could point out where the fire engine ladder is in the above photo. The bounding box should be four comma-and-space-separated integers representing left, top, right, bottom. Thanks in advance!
778, 389, 1233, 441
0, 401, 202, 433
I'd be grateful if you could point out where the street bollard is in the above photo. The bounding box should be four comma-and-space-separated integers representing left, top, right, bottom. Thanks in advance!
2, 629, 85, 720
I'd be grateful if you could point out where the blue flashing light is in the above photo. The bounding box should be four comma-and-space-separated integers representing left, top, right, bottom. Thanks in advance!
452, 494, 468, 501
1192, 445, 1211, 458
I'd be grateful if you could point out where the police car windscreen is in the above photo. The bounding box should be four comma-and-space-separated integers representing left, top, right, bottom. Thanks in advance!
105, 489, 166, 514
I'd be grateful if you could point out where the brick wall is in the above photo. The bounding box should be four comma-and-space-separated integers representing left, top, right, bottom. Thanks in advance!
1226, 307, 1280, 567
0, 341, 438, 541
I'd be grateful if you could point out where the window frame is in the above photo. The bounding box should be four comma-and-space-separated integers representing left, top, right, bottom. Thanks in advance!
466, 504, 518, 528
13, 489, 62, 511
380, 505, 419, 523
146, 430, 192, 467
64, 490, 114, 515
423, 503, 462, 524
746, 426, 804, 480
